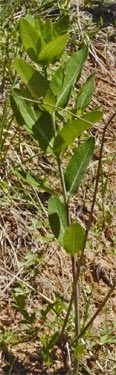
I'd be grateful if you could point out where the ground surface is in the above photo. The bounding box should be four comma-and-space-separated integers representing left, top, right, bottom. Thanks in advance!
0, 1, 116, 374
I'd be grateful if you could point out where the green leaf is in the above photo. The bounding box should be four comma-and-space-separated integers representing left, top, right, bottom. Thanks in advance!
47, 331, 59, 350
76, 74, 95, 112
64, 223, 85, 255
56, 46, 88, 108
12, 293, 26, 310
32, 112, 54, 152
53, 110, 103, 155
14, 169, 54, 195
74, 343, 85, 360
20, 18, 41, 62
53, 15, 69, 37
35, 15, 52, 44
48, 196, 67, 246
14, 58, 48, 99
64, 137, 95, 196
40, 18, 53, 44
11, 90, 54, 151
38, 34, 68, 65
43, 88, 56, 113
11, 89, 36, 131
50, 65, 64, 98
24, 14, 36, 28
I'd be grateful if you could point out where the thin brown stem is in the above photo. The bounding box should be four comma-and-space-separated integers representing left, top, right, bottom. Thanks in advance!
56, 147, 80, 373
72, 256, 80, 374
72, 278, 116, 344
57, 156, 68, 205
76, 111, 116, 281
72, 257, 80, 339
58, 155, 80, 332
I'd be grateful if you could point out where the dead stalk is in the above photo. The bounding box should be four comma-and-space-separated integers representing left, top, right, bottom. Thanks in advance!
72, 278, 116, 344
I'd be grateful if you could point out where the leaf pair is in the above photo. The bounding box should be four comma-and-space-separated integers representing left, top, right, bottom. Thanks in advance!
11, 87, 102, 158
13, 45, 89, 121
19, 15, 69, 65
64, 137, 95, 196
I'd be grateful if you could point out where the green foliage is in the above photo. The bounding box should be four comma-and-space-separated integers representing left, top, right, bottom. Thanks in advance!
14, 59, 48, 99
76, 74, 95, 112
64, 137, 95, 196
32, 111, 55, 152
10, 88, 36, 130
41, 295, 66, 321
41, 331, 59, 365
40, 294, 67, 365
11, 90, 55, 151
53, 110, 102, 155
48, 195, 68, 246
19, 14, 69, 65
14, 169, 54, 194
12, 285, 36, 325
0, 326, 17, 347
64, 222, 85, 255
51, 46, 88, 108
20, 18, 42, 62
100, 324, 116, 345
38, 34, 68, 65
10, 10, 105, 371
74, 342, 85, 360
53, 15, 69, 36
1, 0, 115, 373
18, 251, 45, 269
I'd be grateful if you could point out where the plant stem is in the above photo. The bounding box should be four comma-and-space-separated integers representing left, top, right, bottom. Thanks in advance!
72, 278, 116, 344
60, 292, 74, 337
71, 257, 80, 374
13, 94, 102, 124
58, 155, 80, 373
0, 98, 8, 157
57, 156, 68, 204
53, 112, 80, 372
76, 111, 116, 282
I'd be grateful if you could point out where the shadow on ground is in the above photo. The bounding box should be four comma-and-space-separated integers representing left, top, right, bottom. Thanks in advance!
81, 1, 116, 26
1, 347, 68, 375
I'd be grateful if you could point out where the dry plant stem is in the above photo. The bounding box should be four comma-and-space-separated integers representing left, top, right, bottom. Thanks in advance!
0, 98, 8, 156
72, 278, 116, 344
57, 154, 80, 373
71, 257, 80, 375
77, 111, 116, 281
60, 111, 116, 338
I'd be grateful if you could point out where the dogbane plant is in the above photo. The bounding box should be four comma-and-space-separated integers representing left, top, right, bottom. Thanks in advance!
10, 13, 103, 373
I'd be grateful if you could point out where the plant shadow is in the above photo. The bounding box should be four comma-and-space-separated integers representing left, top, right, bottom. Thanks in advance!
81, 1, 116, 26
2, 349, 27, 375
1, 346, 68, 375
